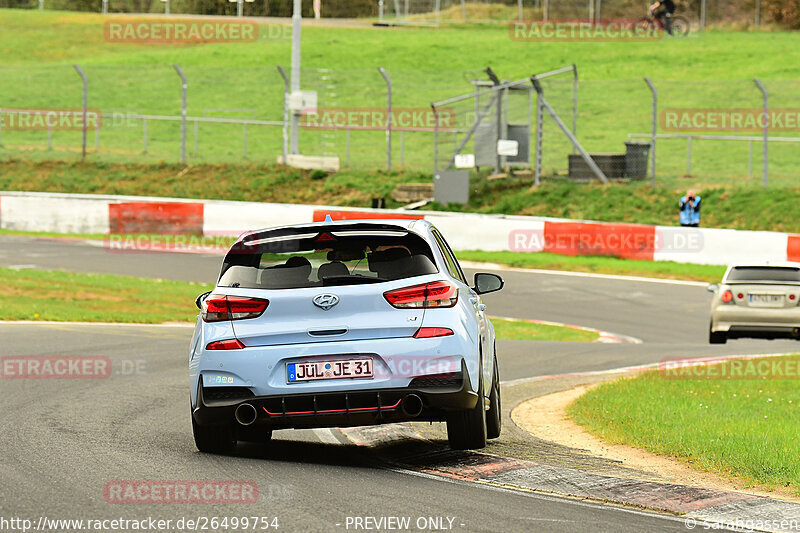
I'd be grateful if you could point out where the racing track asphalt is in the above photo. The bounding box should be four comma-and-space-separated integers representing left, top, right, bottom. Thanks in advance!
1, 235, 792, 531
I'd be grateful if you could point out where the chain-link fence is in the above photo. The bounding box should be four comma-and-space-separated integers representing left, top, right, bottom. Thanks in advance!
2, 64, 800, 187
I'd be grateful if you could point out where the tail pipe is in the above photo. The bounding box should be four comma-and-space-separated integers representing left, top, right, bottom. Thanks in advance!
793, 327, 800, 339
401, 394, 423, 418
235, 403, 258, 426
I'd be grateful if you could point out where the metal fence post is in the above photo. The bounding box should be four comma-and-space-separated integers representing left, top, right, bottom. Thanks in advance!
173, 65, 187, 164
243, 123, 248, 158
644, 77, 657, 186
432, 104, 439, 174
194, 120, 199, 157
73, 65, 88, 160
517, 0, 523, 21
277, 66, 289, 164
543, 0, 549, 21
701, 0, 706, 30
754, 78, 768, 187
290, 0, 302, 155
378, 67, 392, 172
533, 80, 543, 186
572, 63, 578, 154
755, 0, 761, 27
143, 119, 148, 154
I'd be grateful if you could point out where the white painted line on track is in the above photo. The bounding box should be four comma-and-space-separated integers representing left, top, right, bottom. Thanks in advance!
460, 260, 711, 287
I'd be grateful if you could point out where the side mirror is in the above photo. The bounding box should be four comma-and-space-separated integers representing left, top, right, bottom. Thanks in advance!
706, 284, 719, 293
474, 273, 504, 295
195, 291, 212, 310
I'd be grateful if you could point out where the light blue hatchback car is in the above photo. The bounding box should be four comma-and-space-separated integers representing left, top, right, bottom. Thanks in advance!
189, 218, 504, 453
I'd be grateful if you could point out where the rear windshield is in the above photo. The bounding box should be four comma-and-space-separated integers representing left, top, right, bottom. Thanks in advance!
725, 266, 800, 283
218, 225, 438, 289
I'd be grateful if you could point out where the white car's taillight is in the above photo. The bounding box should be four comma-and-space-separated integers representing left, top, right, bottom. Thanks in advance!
202, 295, 269, 322
383, 281, 458, 309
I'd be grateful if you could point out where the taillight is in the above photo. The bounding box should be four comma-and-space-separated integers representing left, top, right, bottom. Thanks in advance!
413, 327, 454, 339
384, 281, 458, 309
202, 295, 269, 322
206, 339, 245, 350
720, 290, 734, 303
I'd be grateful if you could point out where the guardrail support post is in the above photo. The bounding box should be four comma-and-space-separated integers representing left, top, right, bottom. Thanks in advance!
173, 65, 187, 165
754, 78, 768, 187
644, 77, 657, 186
74, 65, 88, 160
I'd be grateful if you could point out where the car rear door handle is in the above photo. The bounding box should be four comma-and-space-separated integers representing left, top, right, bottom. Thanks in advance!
469, 296, 479, 304
477, 304, 486, 311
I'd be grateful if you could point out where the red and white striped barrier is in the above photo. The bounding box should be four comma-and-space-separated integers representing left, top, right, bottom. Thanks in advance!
0, 191, 797, 266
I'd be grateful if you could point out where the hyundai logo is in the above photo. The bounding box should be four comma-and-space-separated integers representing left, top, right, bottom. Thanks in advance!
313, 294, 340, 311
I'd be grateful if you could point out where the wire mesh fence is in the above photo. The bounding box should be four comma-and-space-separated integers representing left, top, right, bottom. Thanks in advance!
2, 63, 800, 187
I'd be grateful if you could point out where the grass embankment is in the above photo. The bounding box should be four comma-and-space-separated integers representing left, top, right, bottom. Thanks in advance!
2, 10, 800, 183
569, 356, 800, 493
0, 267, 212, 323
2, 159, 800, 233
0, 266, 597, 340
490, 317, 599, 342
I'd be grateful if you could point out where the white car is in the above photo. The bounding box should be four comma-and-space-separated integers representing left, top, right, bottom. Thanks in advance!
189, 218, 504, 453
707, 263, 800, 344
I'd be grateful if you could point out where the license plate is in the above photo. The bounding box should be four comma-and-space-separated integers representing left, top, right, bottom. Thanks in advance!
749, 293, 783, 307
287, 358, 373, 382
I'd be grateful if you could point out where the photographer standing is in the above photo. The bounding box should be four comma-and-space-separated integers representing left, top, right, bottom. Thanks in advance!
679, 190, 701, 227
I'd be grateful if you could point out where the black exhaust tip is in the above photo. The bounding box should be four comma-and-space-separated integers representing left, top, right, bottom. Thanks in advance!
401, 394, 423, 417
235, 403, 258, 426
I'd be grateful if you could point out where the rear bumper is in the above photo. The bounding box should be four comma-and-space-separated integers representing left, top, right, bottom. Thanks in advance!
193, 362, 477, 430
712, 306, 800, 336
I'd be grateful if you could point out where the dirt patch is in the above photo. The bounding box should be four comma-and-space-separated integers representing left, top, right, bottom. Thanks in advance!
512, 385, 800, 503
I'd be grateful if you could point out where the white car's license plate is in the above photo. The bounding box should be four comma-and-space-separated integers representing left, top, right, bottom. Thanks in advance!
287, 359, 373, 382
749, 293, 783, 307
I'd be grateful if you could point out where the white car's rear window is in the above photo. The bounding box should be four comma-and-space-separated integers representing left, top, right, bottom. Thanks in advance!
725, 266, 800, 283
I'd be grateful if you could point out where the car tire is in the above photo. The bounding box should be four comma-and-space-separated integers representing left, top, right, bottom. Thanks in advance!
709, 324, 727, 344
486, 356, 501, 440
192, 414, 236, 454
446, 358, 487, 450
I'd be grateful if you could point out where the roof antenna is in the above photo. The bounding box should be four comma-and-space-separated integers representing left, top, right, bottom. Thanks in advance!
324, 214, 334, 224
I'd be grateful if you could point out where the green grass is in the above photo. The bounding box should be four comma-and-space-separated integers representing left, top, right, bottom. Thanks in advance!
3, 159, 800, 234
459, 250, 726, 283
0, 267, 597, 341
490, 317, 599, 342
1, 9, 800, 184
569, 357, 800, 493
0, 267, 212, 322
